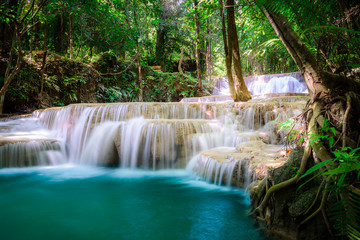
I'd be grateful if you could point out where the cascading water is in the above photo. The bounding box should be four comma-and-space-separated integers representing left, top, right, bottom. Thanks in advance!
0, 75, 307, 240
0, 117, 66, 167
1, 93, 307, 185
213, 72, 308, 96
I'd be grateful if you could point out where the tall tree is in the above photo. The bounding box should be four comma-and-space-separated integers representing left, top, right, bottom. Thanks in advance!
254, 1, 360, 238
226, 0, 251, 101
220, 0, 251, 101
219, 0, 236, 100
155, 0, 167, 70
193, 0, 202, 89
0, 0, 51, 114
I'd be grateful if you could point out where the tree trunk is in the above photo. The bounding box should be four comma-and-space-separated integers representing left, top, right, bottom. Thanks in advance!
226, 0, 251, 101
119, 39, 126, 59
205, 18, 212, 82
137, 54, 143, 102
0, 24, 23, 114
54, 13, 66, 54
261, 7, 358, 99
29, 28, 33, 61
178, 46, 185, 77
219, 0, 236, 100
40, 22, 48, 95
155, 0, 167, 70
194, 0, 202, 89
155, 27, 166, 70
69, 15, 74, 59
253, 6, 360, 238
0, 0, 17, 59
208, 40, 213, 80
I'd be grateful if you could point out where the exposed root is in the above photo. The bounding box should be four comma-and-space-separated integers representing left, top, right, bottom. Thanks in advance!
255, 142, 312, 217
310, 103, 333, 161
342, 93, 351, 148
300, 182, 329, 226
321, 194, 333, 236
303, 179, 325, 216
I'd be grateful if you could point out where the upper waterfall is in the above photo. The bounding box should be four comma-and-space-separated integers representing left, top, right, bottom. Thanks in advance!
213, 72, 308, 96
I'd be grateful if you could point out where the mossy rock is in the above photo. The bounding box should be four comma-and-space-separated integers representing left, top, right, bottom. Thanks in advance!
271, 147, 304, 185
288, 188, 315, 218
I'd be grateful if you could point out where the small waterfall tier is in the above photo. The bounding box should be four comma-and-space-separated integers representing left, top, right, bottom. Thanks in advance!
75, 119, 227, 168
213, 72, 308, 97
187, 141, 286, 187
0, 117, 66, 167
180, 95, 234, 103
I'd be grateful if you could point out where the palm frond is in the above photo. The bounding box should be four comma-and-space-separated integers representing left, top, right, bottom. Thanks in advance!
328, 188, 360, 239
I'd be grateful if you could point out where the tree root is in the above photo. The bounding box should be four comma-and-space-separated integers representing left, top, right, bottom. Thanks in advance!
300, 181, 333, 238
342, 93, 351, 148
255, 143, 312, 217
303, 179, 325, 216
300, 182, 329, 226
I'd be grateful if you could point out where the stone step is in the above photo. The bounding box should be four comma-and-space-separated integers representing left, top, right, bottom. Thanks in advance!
188, 141, 286, 187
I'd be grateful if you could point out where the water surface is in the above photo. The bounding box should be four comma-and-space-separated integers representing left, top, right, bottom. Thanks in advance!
0, 166, 272, 240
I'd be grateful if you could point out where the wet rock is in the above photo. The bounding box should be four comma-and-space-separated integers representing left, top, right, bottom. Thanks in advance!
271, 148, 303, 185
250, 147, 332, 240
190, 141, 286, 187
288, 189, 315, 218
0, 139, 64, 167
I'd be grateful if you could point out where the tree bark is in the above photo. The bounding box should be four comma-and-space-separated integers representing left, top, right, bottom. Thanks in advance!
0, 0, 17, 59
54, 13, 66, 54
155, 0, 167, 70
178, 46, 185, 77
0, 24, 23, 114
261, 7, 359, 99
137, 54, 143, 102
194, 0, 202, 89
226, 0, 251, 101
219, 0, 236, 100
40, 22, 48, 95
155, 27, 166, 70
253, 6, 360, 238
69, 15, 74, 59
205, 18, 212, 82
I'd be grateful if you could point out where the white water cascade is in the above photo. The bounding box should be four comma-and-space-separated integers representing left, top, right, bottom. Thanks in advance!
0, 75, 308, 187
212, 72, 308, 97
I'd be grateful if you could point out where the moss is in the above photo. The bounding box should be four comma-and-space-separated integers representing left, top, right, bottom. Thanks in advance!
272, 148, 304, 185
288, 189, 315, 218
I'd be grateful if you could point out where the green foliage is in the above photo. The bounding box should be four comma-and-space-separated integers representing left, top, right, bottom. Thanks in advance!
7, 64, 39, 102
238, 4, 297, 75
142, 68, 204, 102
277, 118, 305, 148
309, 118, 336, 148
299, 146, 360, 239
96, 86, 136, 103
293, 116, 360, 239
255, 0, 360, 74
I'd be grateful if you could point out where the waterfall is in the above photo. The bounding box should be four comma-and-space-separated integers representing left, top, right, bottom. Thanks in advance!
213, 72, 308, 96
0, 141, 66, 167
0, 117, 66, 167
0, 74, 307, 187
0, 97, 305, 171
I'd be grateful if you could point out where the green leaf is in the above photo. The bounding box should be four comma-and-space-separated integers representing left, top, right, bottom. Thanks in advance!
300, 158, 333, 180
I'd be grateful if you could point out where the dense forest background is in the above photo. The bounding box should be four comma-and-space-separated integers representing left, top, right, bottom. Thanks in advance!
2, 0, 357, 114
1, 1, 360, 239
